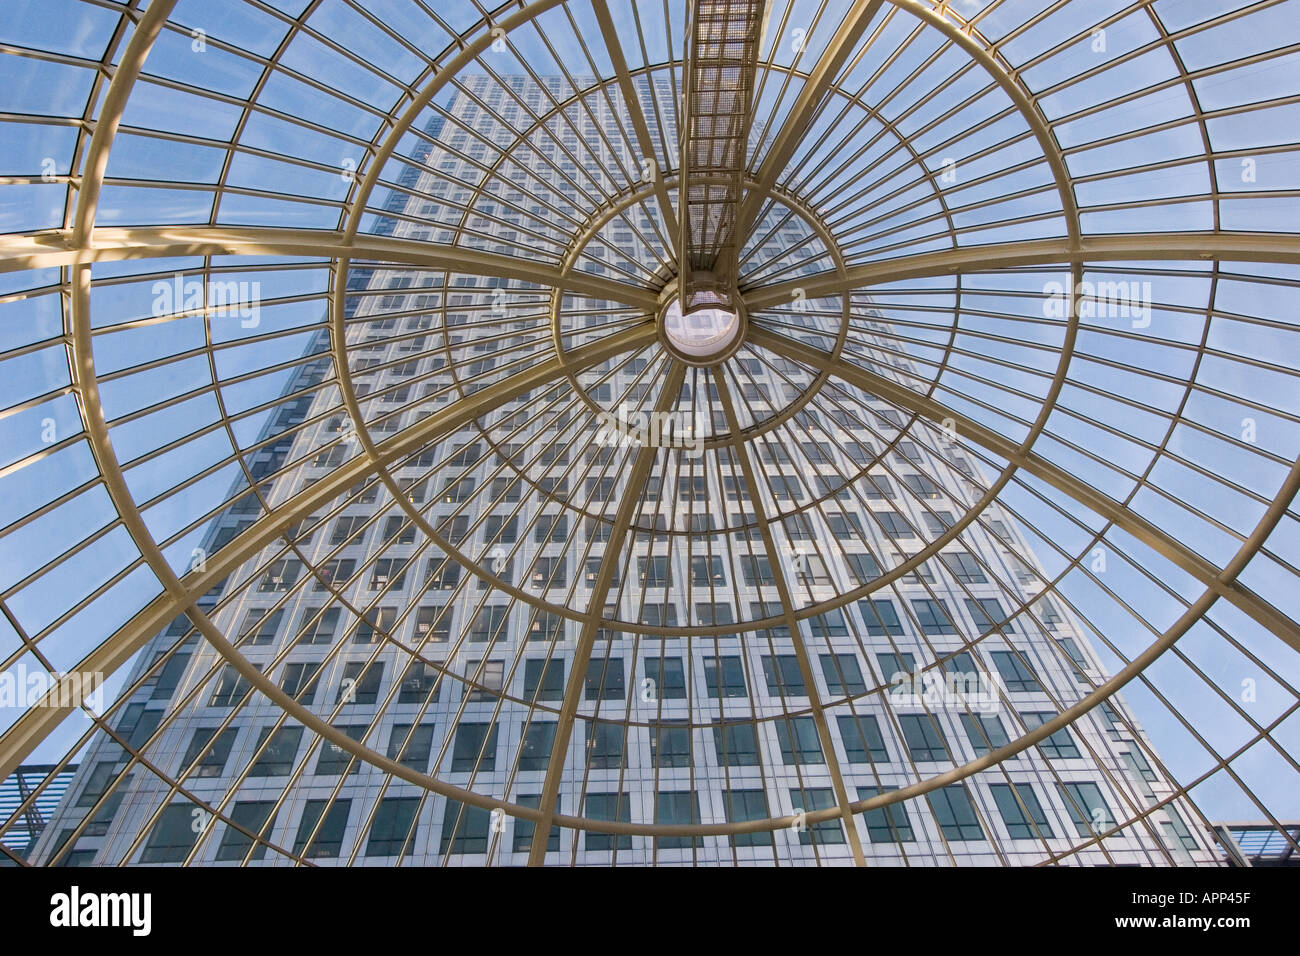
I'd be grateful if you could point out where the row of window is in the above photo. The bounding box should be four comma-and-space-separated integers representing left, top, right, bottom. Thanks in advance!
129, 778, 1124, 863
249, 566, 1057, 655
172, 697, 1091, 784
201, 640, 1060, 718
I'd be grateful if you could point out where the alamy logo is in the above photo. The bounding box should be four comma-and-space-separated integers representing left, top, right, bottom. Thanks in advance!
50, 886, 151, 936
0, 663, 103, 711
1042, 279, 1154, 327
888, 669, 1003, 714
593, 405, 703, 457
152, 273, 262, 327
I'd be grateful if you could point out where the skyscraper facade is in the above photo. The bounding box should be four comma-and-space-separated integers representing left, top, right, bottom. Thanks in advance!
33, 74, 1218, 867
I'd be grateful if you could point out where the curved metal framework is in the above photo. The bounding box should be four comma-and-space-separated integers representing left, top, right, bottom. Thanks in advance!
0, 0, 1297, 866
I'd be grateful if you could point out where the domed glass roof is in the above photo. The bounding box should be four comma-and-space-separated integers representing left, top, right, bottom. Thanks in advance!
0, 0, 1298, 866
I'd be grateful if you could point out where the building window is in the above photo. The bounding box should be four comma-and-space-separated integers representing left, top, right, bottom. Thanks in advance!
250, 726, 303, 776
690, 555, 725, 587
181, 727, 237, 778
940, 552, 987, 583
655, 791, 701, 849
911, 598, 957, 634
712, 721, 760, 767
584, 793, 631, 851
140, 803, 200, 863
926, 784, 985, 841
898, 713, 949, 762
966, 597, 1012, 633
336, 661, 384, 704
451, 722, 498, 772
648, 721, 692, 768
464, 660, 504, 702
875, 651, 917, 682
775, 716, 823, 765
1023, 711, 1081, 758
584, 657, 624, 700
280, 662, 322, 704
723, 789, 772, 847
740, 555, 775, 586
519, 722, 556, 772
585, 722, 625, 770
960, 713, 1011, 756
439, 799, 490, 854
990, 783, 1054, 840
386, 723, 435, 772
208, 665, 253, 707
858, 786, 915, 843
369, 557, 409, 591
643, 656, 687, 699
414, 604, 452, 643
314, 725, 367, 776
295, 608, 339, 646
512, 794, 560, 853
258, 559, 302, 592
292, 799, 351, 859
789, 787, 843, 845
216, 801, 277, 862
761, 654, 806, 697
366, 797, 420, 857
1057, 782, 1114, 837
469, 606, 508, 643
836, 714, 888, 763
990, 651, 1043, 693
859, 599, 904, 636
397, 660, 441, 704
704, 656, 747, 698
820, 653, 865, 695
240, 607, 284, 646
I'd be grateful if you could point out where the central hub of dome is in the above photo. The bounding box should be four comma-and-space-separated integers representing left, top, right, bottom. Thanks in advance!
657, 277, 746, 365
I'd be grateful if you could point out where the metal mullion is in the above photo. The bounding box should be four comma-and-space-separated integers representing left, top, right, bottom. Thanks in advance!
0, 327, 658, 782
780, 18, 934, 203
526, 360, 686, 864
467, 343, 663, 527
442, 73, 608, 223
709, 430, 819, 861
743, 0, 890, 239
1048, 46, 1300, 137
713, 370, 867, 864
410, 104, 589, 229
785, 334, 1300, 654
822, 145, 1048, 237
590, 0, 679, 253
375, 149, 579, 254
0, 382, 77, 430
835, 202, 1066, 269
707, 436, 783, 865
797, 78, 1023, 212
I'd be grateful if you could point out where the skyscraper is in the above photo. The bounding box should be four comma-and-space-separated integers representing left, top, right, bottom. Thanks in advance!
30, 73, 1216, 866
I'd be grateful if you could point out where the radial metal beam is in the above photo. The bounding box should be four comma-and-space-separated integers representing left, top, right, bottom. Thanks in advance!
736, 0, 887, 239
744, 232, 1300, 308
679, 0, 767, 301
713, 369, 867, 865
527, 360, 687, 864
0, 324, 657, 781
0, 226, 660, 310
592, 0, 680, 252
749, 326, 1300, 655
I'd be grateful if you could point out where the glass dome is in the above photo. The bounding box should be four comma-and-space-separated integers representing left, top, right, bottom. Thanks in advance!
0, 0, 1297, 867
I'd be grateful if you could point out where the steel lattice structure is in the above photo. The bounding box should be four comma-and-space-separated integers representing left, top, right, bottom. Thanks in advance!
0, 0, 1298, 866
